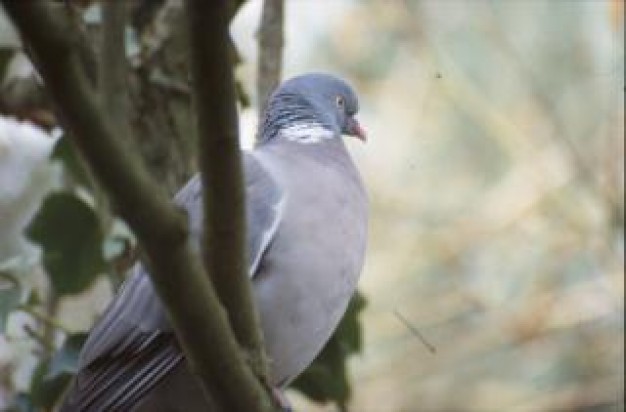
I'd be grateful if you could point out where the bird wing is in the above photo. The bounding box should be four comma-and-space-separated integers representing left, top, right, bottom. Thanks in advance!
61, 152, 284, 411
176, 152, 286, 277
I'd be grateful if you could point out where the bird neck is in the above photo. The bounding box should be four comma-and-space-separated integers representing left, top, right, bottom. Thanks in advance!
258, 92, 337, 144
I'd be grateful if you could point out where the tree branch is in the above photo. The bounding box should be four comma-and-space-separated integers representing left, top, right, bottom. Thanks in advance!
2, 2, 272, 411
99, 0, 130, 136
95, 0, 131, 230
257, 0, 284, 117
184, 0, 270, 380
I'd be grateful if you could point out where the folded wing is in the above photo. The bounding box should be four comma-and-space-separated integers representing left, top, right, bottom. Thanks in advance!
60, 152, 284, 411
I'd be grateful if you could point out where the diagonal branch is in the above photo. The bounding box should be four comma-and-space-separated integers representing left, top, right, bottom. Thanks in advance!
184, 0, 269, 380
94, 0, 130, 232
2, 2, 272, 411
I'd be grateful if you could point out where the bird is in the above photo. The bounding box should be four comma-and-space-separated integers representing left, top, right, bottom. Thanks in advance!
59, 73, 368, 411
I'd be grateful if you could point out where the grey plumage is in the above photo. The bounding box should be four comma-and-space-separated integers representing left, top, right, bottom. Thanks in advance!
60, 73, 368, 411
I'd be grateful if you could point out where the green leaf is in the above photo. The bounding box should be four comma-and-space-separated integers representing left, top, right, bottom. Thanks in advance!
235, 79, 250, 108
51, 136, 93, 189
0, 272, 21, 332
25, 192, 107, 296
290, 291, 367, 410
47, 332, 88, 380
14, 334, 87, 410
28, 359, 72, 410
337, 291, 367, 353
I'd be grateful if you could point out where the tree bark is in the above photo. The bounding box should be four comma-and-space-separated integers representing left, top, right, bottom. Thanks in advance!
99, 0, 130, 139
184, 0, 270, 381
257, 0, 284, 118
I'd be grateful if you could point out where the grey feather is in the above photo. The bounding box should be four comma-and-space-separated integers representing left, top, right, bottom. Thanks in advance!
173, 153, 285, 277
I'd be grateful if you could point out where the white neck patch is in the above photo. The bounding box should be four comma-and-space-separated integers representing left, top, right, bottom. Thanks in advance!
279, 123, 335, 144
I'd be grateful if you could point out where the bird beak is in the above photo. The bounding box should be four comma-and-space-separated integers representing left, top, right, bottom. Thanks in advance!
346, 117, 367, 142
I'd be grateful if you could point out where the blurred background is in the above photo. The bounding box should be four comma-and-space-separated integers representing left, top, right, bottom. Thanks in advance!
1, 1, 624, 411
240, 2, 625, 409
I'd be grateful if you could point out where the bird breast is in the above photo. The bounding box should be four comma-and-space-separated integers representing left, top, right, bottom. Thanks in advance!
251, 143, 368, 385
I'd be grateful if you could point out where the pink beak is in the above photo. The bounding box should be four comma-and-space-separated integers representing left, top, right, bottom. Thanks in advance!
347, 117, 367, 142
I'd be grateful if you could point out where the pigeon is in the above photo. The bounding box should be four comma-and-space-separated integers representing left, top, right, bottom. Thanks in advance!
59, 73, 368, 411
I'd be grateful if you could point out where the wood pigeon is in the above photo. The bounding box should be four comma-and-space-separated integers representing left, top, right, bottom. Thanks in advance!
60, 73, 368, 411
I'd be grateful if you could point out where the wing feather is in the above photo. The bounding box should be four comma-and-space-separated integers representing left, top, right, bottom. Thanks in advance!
60, 152, 284, 411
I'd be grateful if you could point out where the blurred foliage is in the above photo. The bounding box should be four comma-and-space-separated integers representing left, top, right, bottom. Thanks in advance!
19, 359, 69, 411
0, 272, 20, 332
10, 332, 88, 412
46, 333, 88, 381
25, 193, 106, 296
50, 136, 93, 190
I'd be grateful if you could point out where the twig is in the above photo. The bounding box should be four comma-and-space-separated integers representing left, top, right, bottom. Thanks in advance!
393, 309, 437, 354
2, 3, 271, 411
23, 324, 55, 353
257, 0, 284, 118
18, 305, 71, 335
41, 292, 60, 356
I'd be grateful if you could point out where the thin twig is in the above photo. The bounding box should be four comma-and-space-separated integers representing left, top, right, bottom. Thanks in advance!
18, 305, 71, 335
23, 324, 56, 352
41, 292, 60, 355
393, 309, 437, 354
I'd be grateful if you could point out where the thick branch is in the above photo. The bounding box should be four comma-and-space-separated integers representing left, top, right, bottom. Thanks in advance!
95, 0, 131, 230
184, 0, 270, 380
257, 0, 284, 117
2, 2, 271, 411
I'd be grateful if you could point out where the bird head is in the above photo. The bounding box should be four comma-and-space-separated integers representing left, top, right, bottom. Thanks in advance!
259, 73, 366, 144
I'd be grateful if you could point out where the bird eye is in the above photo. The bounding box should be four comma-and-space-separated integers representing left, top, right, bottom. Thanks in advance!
335, 95, 345, 108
